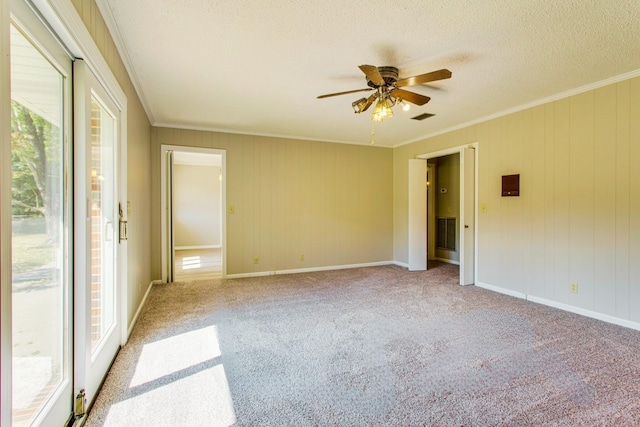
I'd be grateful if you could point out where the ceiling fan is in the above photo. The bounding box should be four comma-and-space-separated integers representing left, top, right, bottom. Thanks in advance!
317, 65, 452, 122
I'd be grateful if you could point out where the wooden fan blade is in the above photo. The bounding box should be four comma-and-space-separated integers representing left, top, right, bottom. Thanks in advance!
390, 88, 431, 106
396, 69, 452, 87
361, 93, 378, 112
358, 64, 385, 85
317, 88, 373, 99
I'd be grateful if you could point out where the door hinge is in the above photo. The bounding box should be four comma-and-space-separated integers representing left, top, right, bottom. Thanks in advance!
75, 389, 87, 417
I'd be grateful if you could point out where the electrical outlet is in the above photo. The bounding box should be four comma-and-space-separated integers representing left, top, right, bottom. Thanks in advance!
299, 253, 304, 261
570, 282, 578, 294
253, 256, 259, 264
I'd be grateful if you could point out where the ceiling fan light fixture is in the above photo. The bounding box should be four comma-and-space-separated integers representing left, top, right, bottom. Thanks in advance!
352, 97, 368, 114
400, 100, 411, 111
372, 96, 394, 122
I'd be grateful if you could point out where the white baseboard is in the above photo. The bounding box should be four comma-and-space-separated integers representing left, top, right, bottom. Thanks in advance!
126, 280, 157, 339
175, 245, 220, 250
393, 260, 409, 268
527, 295, 640, 332
226, 261, 395, 279
476, 282, 527, 300
476, 281, 640, 332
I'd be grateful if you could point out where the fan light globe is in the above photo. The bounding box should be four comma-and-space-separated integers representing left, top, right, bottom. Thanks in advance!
372, 97, 394, 122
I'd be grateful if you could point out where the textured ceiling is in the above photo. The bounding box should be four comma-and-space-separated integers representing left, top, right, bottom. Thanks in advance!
100, 0, 640, 147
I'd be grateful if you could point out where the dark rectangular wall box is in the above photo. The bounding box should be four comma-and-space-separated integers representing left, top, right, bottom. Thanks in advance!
502, 174, 520, 197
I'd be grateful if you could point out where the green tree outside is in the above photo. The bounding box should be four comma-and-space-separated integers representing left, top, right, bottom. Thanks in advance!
11, 100, 61, 238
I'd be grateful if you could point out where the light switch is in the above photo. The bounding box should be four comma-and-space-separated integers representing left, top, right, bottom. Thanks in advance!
228, 205, 235, 214
481, 203, 487, 213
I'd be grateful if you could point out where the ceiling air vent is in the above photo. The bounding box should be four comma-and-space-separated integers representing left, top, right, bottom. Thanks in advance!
411, 113, 435, 121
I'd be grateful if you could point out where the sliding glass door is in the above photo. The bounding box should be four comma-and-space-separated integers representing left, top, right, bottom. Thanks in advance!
74, 58, 123, 408
9, 2, 73, 425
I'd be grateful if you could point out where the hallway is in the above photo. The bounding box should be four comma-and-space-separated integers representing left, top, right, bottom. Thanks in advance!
174, 248, 222, 281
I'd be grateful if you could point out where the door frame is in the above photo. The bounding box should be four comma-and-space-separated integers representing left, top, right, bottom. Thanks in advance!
411, 142, 479, 285
160, 144, 227, 282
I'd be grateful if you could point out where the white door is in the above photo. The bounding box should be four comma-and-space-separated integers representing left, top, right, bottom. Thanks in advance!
8, 1, 74, 424
460, 147, 476, 285
73, 59, 123, 407
408, 159, 427, 271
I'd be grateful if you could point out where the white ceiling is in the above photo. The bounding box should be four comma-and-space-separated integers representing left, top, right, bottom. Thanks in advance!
99, 0, 640, 147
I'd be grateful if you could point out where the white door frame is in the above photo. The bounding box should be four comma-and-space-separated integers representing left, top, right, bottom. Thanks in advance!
160, 144, 227, 282
413, 142, 479, 285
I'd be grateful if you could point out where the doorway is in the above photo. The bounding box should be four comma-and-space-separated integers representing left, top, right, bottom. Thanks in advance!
408, 144, 477, 285
161, 145, 226, 282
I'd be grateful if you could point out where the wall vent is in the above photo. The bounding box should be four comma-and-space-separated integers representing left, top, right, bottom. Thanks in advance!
437, 217, 456, 251
411, 113, 435, 121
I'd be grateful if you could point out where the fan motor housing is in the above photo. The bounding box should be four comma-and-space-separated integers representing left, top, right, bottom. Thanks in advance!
366, 66, 398, 88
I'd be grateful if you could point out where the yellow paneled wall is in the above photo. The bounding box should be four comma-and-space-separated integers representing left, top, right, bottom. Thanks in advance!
152, 128, 394, 276
70, 0, 152, 324
394, 76, 640, 323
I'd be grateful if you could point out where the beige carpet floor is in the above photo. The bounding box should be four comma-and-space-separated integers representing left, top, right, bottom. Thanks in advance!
86, 263, 640, 426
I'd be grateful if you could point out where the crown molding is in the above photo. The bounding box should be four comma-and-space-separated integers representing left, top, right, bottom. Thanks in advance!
95, 0, 155, 123
394, 68, 640, 148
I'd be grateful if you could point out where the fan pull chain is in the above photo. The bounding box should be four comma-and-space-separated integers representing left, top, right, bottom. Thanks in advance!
371, 121, 375, 145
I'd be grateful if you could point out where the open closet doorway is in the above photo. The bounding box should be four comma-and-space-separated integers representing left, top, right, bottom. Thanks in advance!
161, 145, 226, 282
408, 144, 477, 285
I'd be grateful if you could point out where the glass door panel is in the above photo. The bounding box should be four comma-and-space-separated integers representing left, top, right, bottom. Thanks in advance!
10, 20, 71, 427
89, 96, 116, 355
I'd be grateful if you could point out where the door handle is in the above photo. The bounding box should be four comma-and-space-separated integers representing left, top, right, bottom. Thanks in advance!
465, 225, 469, 229
105, 221, 113, 241
119, 203, 128, 242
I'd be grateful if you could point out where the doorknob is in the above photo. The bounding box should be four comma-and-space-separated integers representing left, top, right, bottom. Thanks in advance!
465, 225, 469, 229
119, 203, 128, 242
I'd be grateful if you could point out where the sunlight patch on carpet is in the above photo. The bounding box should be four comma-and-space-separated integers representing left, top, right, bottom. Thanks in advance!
105, 365, 236, 426
130, 325, 221, 387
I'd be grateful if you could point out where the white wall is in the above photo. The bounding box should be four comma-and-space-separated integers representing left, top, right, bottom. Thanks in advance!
152, 128, 394, 277
394, 75, 640, 327
174, 164, 221, 247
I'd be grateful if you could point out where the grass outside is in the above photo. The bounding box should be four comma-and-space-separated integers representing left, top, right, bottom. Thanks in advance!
12, 233, 53, 276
